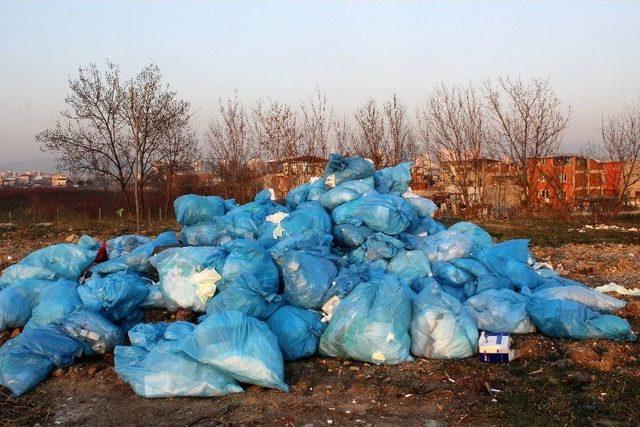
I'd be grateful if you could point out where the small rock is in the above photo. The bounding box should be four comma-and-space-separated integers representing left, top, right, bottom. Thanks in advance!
349, 366, 360, 371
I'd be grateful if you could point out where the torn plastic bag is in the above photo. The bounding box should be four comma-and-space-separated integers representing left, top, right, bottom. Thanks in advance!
78, 271, 150, 322
106, 235, 151, 259
205, 274, 284, 320
464, 289, 535, 334
174, 194, 226, 226
0, 326, 82, 396
531, 286, 626, 313
320, 178, 376, 211
180, 310, 289, 391
221, 240, 280, 294
373, 162, 412, 194
410, 282, 478, 359
57, 310, 124, 355
0, 279, 48, 332
260, 202, 332, 244
26, 279, 82, 329
473, 240, 541, 290
92, 231, 179, 275
527, 298, 636, 341
323, 154, 375, 187
150, 246, 226, 312
319, 273, 413, 365
267, 305, 326, 361
348, 233, 405, 264
387, 250, 432, 284
0, 243, 96, 284
332, 194, 417, 235
332, 224, 374, 248
115, 322, 243, 398
283, 250, 339, 309
403, 190, 437, 217
411, 230, 474, 262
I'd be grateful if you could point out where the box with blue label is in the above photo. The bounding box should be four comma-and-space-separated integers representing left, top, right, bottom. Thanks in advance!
478, 332, 519, 363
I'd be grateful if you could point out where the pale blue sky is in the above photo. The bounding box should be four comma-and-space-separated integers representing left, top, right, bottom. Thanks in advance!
1, 0, 639, 170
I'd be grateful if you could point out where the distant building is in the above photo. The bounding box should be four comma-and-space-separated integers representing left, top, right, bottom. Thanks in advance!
16, 173, 33, 186
260, 155, 327, 199
51, 173, 68, 187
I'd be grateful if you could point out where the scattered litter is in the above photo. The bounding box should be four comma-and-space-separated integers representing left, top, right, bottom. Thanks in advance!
478, 332, 519, 363
595, 282, 640, 297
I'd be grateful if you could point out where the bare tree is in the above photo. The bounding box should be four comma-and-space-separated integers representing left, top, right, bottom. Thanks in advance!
207, 93, 258, 200
120, 64, 190, 225
418, 84, 489, 207
301, 88, 333, 158
37, 62, 134, 207
252, 100, 303, 160
485, 77, 570, 209
599, 101, 640, 209
333, 115, 355, 155
353, 99, 386, 167
157, 122, 200, 211
384, 94, 417, 166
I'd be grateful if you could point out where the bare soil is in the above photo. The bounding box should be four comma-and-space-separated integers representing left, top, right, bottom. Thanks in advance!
1, 222, 639, 426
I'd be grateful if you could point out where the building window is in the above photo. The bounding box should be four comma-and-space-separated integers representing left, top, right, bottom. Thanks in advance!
559, 173, 568, 183
539, 189, 550, 198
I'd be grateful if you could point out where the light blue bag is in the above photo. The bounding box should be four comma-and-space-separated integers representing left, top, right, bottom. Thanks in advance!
332, 194, 417, 235
448, 222, 493, 254
464, 289, 535, 334
373, 162, 413, 194
26, 279, 83, 329
283, 251, 339, 309
174, 194, 226, 225
78, 271, 150, 322
531, 286, 626, 313
323, 154, 375, 187
527, 298, 636, 341
386, 250, 432, 284
332, 224, 374, 248
180, 310, 289, 391
320, 178, 376, 211
206, 274, 284, 320
221, 240, 280, 294
57, 310, 124, 355
410, 282, 478, 359
0, 279, 48, 332
267, 305, 326, 361
319, 274, 413, 365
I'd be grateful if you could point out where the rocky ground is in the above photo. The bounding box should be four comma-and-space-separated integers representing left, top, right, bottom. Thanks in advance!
0, 221, 639, 426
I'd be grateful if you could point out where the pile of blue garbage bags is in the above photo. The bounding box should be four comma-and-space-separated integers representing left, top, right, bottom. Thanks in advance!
0, 154, 636, 398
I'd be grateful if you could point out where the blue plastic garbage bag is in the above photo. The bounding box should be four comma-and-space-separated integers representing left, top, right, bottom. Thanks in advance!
27, 279, 82, 329
319, 274, 413, 365
449, 258, 492, 278
140, 284, 166, 309
221, 240, 279, 294
93, 231, 179, 275
0, 279, 48, 332
77, 235, 101, 251
410, 282, 478, 359
320, 178, 376, 211
374, 162, 412, 194
269, 232, 333, 268
431, 261, 475, 287
332, 224, 374, 248
323, 154, 375, 187
115, 322, 243, 398
283, 250, 339, 309
180, 218, 230, 246
474, 240, 541, 290
78, 271, 150, 322
387, 250, 431, 284
405, 216, 447, 236
180, 310, 289, 391
0, 243, 96, 284
403, 192, 438, 217
332, 194, 417, 235
348, 233, 405, 264
410, 276, 439, 294
267, 305, 326, 361
464, 289, 535, 334
412, 230, 474, 262
57, 310, 123, 355
448, 222, 493, 254
260, 202, 332, 245
226, 189, 285, 223
107, 235, 152, 259
150, 246, 226, 312
286, 179, 327, 209
474, 275, 515, 294
206, 274, 284, 320
532, 286, 626, 313
0, 325, 82, 396
527, 298, 636, 341
174, 194, 225, 226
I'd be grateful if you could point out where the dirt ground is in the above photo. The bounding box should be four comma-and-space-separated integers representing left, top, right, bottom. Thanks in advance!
1, 221, 639, 426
